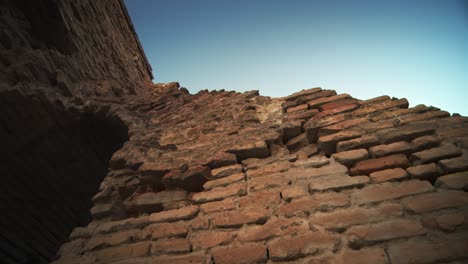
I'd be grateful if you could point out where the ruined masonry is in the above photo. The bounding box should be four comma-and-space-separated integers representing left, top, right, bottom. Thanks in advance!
1, 1, 467, 264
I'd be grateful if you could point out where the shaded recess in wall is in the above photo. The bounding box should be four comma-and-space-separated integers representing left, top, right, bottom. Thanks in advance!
0, 90, 129, 263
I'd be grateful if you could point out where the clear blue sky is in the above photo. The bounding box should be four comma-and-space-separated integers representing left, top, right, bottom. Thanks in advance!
125, 0, 468, 115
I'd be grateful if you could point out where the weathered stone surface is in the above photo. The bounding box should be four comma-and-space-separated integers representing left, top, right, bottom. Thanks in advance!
435, 171, 468, 190
211, 244, 267, 264
332, 148, 369, 167
369, 168, 408, 183
350, 154, 411, 175
286, 133, 308, 150
282, 120, 303, 141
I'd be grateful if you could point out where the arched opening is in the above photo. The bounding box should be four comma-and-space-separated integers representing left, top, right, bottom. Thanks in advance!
0, 90, 128, 263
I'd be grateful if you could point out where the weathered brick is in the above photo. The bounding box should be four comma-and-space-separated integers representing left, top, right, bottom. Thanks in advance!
268, 231, 340, 261
435, 171, 468, 190
289, 162, 349, 181
402, 190, 468, 213
352, 180, 433, 205
137, 163, 171, 186
203, 172, 245, 190
369, 168, 408, 183
429, 212, 466, 231
320, 98, 359, 111
370, 104, 431, 122
282, 120, 302, 141
377, 123, 435, 144
292, 156, 329, 169
126, 190, 187, 214
438, 154, 468, 173
410, 135, 440, 151
212, 208, 269, 227
208, 152, 238, 169
308, 94, 351, 109
399, 110, 450, 124
304, 113, 348, 143
149, 205, 199, 223
162, 165, 211, 191
238, 191, 281, 209
190, 231, 235, 249
145, 222, 189, 239
246, 161, 290, 179
406, 163, 440, 181
249, 173, 289, 192
148, 252, 206, 264
286, 103, 308, 113
410, 143, 462, 165
334, 247, 387, 264
332, 148, 369, 167
151, 238, 190, 254
200, 198, 235, 214
346, 219, 426, 247
191, 182, 246, 203
84, 230, 136, 251
309, 203, 402, 230
226, 141, 269, 161
319, 117, 369, 136
278, 192, 349, 217
360, 95, 391, 105
336, 134, 380, 152
286, 133, 307, 150
286, 108, 319, 120
242, 154, 297, 170
92, 242, 150, 262
211, 244, 267, 264
285, 87, 323, 102
369, 141, 412, 158
189, 216, 209, 231
352, 98, 408, 116
210, 164, 243, 179
308, 174, 369, 192
318, 130, 362, 155
237, 218, 309, 242
387, 235, 468, 264
280, 186, 308, 201
350, 154, 410, 176
312, 103, 359, 120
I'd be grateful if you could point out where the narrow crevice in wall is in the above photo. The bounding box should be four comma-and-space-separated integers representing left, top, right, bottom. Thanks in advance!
0, 91, 129, 264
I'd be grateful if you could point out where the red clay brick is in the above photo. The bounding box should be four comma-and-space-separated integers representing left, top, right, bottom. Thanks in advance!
369, 168, 408, 183
346, 219, 426, 248
319, 98, 359, 111
237, 218, 309, 242
190, 231, 236, 249
309, 203, 402, 230
350, 154, 411, 175
278, 192, 349, 217
148, 252, 206, 264
211, 208, 269, 227
308, 174, 369, 192
268, 231, 339, 261
435, 171, 468, 190
200, 198, 235, 214
369, 141, 412, 158
149, 205, 199, 223
331, 148, 369, 167
237, 190, 281, 209
387, 235, 468, 264
336, 134, 380, 153
352, 180, 433, 205
92, 242, 150, 262
151, 238, 190, 254
211, 244, 267, 264
191, 182, 246, 203
402, 190, 468, 213
334, 247, 387, 264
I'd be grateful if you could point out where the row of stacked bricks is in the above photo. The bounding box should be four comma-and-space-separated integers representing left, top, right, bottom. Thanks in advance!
55, 87, 468, 264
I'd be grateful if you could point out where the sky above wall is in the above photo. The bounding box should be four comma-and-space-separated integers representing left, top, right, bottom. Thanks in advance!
125, 0, 468, 115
